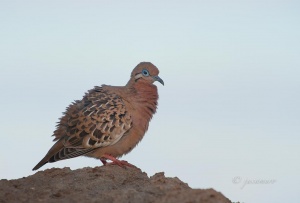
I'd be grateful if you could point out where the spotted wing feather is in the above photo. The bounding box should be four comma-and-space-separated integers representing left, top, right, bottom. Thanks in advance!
52, 86, 132, 158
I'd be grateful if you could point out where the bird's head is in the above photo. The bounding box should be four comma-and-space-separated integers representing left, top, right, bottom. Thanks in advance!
130, 62, 164, 86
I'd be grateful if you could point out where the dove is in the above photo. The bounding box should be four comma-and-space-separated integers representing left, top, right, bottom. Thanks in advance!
33, 62, 163, 170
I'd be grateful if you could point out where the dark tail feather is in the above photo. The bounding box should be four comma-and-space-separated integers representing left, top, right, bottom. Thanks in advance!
32, 139, 65, 171
32, 156, 49, 171
32, 139, 94, 171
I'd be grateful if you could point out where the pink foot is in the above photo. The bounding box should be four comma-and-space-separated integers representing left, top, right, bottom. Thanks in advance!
100, 154, 135, 168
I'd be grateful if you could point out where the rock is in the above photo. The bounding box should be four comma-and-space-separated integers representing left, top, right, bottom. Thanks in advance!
0, 166, 231, 203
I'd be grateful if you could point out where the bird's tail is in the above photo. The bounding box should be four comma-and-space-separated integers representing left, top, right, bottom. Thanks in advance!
32, 139, 65, 171
32, 139, 94, 171
32, 156, 49, 171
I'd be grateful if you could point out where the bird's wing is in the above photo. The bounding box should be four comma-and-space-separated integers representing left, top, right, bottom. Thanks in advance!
59, 86, 133, 150
33, 86, 133, 170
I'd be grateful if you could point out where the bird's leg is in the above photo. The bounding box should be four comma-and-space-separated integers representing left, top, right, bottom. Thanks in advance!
100, 158, 107, 165
101, 154, 135, 168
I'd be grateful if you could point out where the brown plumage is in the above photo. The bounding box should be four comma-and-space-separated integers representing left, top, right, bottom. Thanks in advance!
33, 62, 164, 170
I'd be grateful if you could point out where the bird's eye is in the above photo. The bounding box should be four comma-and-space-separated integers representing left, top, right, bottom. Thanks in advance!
142, 69, 150, 77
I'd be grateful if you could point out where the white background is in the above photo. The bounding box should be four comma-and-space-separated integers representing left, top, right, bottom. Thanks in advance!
1, 1, 299, 202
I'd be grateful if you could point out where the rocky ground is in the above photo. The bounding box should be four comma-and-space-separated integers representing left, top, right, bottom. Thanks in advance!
0, 166, 231, 203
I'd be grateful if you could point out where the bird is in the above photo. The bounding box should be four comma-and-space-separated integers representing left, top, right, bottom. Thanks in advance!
32, 62, 164, 171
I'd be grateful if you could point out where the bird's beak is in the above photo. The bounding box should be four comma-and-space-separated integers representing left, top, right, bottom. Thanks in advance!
152, 76, 164, 86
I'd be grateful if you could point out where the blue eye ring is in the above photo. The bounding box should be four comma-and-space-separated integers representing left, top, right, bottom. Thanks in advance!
142, 69, 150, 77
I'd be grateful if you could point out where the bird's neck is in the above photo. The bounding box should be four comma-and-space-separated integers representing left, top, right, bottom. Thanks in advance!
127, 82, 158, 134
104, 81, 159, 119
125, 80, 157, 120
130, 82, 158, 115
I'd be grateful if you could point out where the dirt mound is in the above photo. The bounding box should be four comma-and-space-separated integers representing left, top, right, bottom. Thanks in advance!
0, 166, 231, 203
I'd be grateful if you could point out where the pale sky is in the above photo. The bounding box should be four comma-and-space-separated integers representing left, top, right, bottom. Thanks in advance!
1, 1, 299, 202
